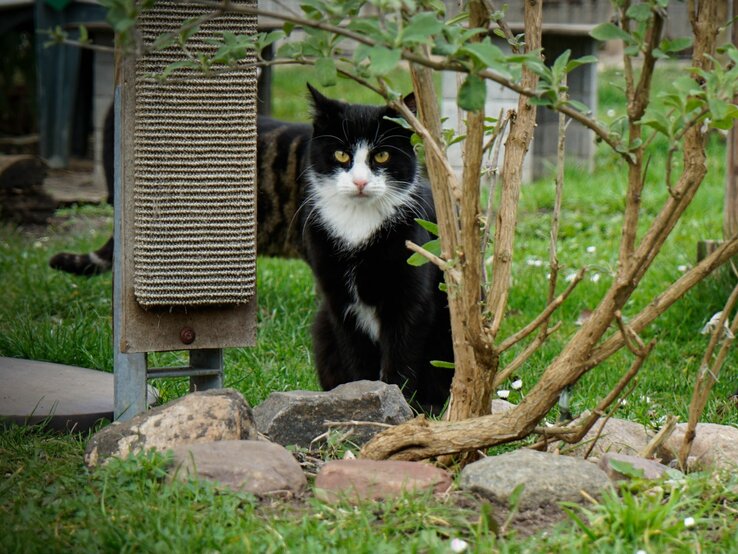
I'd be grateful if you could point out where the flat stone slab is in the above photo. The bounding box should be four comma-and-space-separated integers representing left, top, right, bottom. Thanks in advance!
314, 459, 453, 503
170, 440, 307, 497
0, 357, 114, 432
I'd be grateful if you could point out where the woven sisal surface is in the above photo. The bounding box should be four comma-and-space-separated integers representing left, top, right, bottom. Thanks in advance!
133, 1, 257, 307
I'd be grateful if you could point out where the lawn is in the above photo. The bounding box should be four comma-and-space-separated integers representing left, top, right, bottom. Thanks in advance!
1, 64, 738, 552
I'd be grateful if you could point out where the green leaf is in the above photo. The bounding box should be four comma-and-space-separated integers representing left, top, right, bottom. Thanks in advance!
528, 96, 554, 107
590, 22, 633, 43
552, 49, 571, 77
458, 74, 486, 112
566, 99, 591, 114
508, 483, 526, 511
626, 3, 653, 22
160, 59, 199, 80
565, 55, 598, 72
608, 459, 645, 479
402, 12, 443, 44
660, 37, 693, 53
407, 238, 440, 266
710, 103, 738, 130
430, 360, 455, 369
415, 218, 439, 235
462, 40, 504, 68
367, 46, 402, 77
153, 32, 177, 50
314, 57, 337, 87
78, 24, 89, 44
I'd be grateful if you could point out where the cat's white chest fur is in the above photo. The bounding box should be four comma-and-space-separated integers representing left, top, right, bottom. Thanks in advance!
308, 143, 414, 248
344, 271, 380, 342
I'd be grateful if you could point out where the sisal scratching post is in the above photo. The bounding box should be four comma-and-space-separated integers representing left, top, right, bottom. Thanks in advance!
114, 1, 258, 420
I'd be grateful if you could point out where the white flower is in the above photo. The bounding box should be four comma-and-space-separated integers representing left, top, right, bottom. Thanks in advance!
565, 272, 578, 283
497, 390, 510, 399
511, 379, 523, 390
684, 516, 696, 528
586, 245, 596, 253
526, 257, 543, 267
590, 273, 601, 283
450, 538, 469, 553
677, 264, 688, 272
607, 109, 616, 118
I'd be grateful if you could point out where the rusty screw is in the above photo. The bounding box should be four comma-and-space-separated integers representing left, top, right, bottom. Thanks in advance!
180, 326, 196, 345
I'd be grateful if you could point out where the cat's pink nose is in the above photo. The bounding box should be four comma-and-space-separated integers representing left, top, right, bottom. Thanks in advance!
354, 178, 368, 192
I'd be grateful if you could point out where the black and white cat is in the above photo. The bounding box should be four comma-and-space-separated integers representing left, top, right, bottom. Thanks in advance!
49, 86, 454, 409
303, 85, 453, 410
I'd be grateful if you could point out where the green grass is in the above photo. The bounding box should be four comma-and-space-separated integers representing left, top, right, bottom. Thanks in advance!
2, 65, 738, 550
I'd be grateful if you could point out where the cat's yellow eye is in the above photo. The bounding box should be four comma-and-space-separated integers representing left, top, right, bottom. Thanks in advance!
373, 151, 390, 164
334, 150, 350, 164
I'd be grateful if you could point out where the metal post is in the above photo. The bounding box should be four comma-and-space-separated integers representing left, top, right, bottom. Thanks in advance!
113, 84, 147, 421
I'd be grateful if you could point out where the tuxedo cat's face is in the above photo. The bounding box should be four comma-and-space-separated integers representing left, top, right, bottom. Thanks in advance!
306, 85, 419, 248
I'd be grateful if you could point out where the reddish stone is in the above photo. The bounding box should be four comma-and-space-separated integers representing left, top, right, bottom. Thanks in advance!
314, 459, 452, 503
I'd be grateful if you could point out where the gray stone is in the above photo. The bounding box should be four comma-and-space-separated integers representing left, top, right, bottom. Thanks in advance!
170, 440, 306, 496
598, 452, 678, 481
85, 389, 258, 466
563, 417, 652, 458
314, 459, 452, 503
490, 399, 516, 413
459, 449, 612, 511
658, 423, 738, 471
253, 380, 413, 448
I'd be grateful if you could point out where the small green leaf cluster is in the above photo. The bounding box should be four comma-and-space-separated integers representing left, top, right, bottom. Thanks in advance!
642, 45, 738, 143
99, 0, 155, 45
526, 50, 598, 112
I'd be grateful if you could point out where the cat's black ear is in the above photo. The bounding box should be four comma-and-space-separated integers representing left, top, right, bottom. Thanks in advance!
402, 92, 417, 115
306, 82, 335, 110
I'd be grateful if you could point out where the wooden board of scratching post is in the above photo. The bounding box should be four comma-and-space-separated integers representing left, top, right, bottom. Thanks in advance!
113, 1, 258, 420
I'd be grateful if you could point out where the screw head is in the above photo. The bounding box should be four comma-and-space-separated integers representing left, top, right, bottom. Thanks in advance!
180, 327, 196, 345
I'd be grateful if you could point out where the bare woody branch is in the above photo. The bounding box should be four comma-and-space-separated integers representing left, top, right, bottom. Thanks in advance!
485, 0, 543, 340
492, 322, 560, 388
496, 268, 585, 353
679, 280, 738, 467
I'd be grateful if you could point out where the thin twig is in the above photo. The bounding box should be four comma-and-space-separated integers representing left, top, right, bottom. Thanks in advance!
492, 322, 561, 388
679, 279, 738, 467
405, 240, 449, 270
480, 0, 519, 53
614, 310, 647, 356
497, 268, 585, 352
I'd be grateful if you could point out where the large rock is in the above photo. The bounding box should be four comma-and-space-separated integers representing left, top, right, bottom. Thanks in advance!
170, 440, 307, 496
253, 380, 413, 448
657, 422, 738, 471
314, 459, 452, 503
459, 449, 611, 511
85, 389, 257, 466
563, 417, 652, 459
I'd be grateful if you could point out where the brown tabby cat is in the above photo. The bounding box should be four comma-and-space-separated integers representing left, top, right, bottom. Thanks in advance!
49, 106, 310, 274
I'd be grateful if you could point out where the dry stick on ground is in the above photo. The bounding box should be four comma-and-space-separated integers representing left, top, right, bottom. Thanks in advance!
361, 1, 724, 462
679, 280, 738, 468
640, 415, 677, 459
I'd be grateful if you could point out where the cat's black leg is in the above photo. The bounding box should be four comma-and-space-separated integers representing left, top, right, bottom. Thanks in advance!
313, 303, 382, 390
